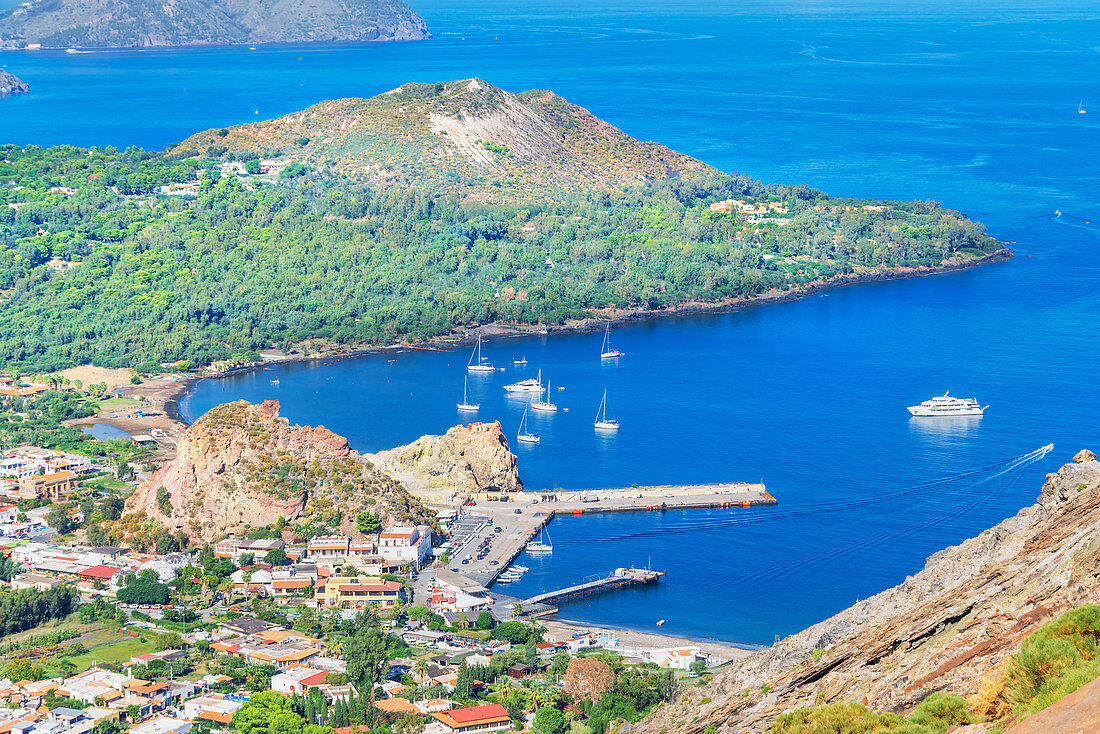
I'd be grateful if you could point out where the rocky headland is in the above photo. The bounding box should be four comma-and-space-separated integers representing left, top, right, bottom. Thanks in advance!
634, 450, 1100, 733
0, 70, 28, 94
125, 400, 521, 541
367, 420, 523, 505
0, 0, 429, 49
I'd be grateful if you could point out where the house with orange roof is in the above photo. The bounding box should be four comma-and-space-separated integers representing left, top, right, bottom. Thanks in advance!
430, 703, 511, 733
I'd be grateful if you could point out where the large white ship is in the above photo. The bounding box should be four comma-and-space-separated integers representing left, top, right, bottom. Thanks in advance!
907, 391, 988, 417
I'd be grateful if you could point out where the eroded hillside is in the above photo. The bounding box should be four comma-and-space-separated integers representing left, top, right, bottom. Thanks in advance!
635, 450, 1100, 733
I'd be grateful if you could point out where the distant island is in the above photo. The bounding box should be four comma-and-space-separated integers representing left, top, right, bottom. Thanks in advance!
0, 0, 430, 49
0, 79, 1006, 373
0, 69, 28, 94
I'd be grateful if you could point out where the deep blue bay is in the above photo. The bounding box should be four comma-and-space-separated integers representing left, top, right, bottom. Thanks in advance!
6, 0, 1100, 644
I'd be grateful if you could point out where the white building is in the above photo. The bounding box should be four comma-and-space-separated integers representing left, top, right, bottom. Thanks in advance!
378, 526, 432, 570
129, 717, 192, 734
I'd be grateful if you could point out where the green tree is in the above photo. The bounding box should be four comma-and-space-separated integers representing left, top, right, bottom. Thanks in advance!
476, 610, 496, 630
533, 706, 566, 734
264, 548, 287, 566
355, 511, 381, 535
344, 626, 389, 685
47, 504, 74, 533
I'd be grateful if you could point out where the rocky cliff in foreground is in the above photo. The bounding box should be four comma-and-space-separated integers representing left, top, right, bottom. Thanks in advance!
127, 400, 436, 541
368, 421, 523, 505
0, 0, 429, 49
0, 70, 28, 94
635, 450, 1100, 733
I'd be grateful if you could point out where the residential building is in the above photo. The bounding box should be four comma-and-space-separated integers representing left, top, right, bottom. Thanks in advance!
17, 471, 79, 501
430, 704, 511, 734
128, 716, 192, 734
315, 576, 402, 610
179, 694, 244, 727
378, 526, 432, 569
306, 535, 351, 567
270, 667, 328, 696
9, 572, 70, 591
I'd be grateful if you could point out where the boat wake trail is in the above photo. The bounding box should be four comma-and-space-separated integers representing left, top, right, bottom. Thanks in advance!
561, 444, 1055, 545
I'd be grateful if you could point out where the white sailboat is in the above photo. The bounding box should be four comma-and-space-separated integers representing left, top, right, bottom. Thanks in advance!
527, 526, 552, 553
594, 389, 620, 431
457, 376, 479, 412
467, 334, 494, 373
1079, 100, 1088, 115
600, 321, 623, 359
530, 379, 558, 412
516, 407, 540, 444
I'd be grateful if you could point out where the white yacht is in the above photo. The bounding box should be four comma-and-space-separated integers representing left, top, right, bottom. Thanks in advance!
457, 376, 479, 412
600, 320, 624, 359
467, 334, 495, 373
907, 391, 988, 417
504, 368, 544, 393
513, 357, 527, 365
531, 380, 558, 412
594, 389, 620, 430
516, 407, 540, 444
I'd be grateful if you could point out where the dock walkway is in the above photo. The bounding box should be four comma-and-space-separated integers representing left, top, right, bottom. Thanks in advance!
522, 567, 666, 605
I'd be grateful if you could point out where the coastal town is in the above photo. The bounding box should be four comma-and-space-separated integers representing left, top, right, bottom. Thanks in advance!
0, 366, 765, 734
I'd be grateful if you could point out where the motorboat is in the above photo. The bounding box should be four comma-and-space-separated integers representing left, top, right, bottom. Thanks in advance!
907, 391, 988, 417
505, 368, 544, 393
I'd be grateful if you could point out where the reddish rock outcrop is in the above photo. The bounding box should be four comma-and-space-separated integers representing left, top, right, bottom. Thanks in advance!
127, 400, 431, 541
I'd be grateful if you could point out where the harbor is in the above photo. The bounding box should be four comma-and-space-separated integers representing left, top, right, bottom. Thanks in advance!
440, 482, 776, 589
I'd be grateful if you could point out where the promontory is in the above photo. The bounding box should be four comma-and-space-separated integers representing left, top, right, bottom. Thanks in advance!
0, 69, 28, 94
0, 0, 430, 49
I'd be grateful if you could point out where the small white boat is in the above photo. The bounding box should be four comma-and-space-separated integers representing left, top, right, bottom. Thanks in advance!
530, 380, 558, 412
457, 376, 479, 412
657, 619, 666, 627
517, 407, 540, 444
527, 527, 552, 553
269, 379, 280, 384
467, 333, 495, 373
907, 391, 988, 417
504, 368, 544, 393
495, 576, 514, 583
1079, 100, 1087, 114
600, 320, 624, 359
511, 565, 529, 573
513, 357, 527, 365
594, 389, 620, 431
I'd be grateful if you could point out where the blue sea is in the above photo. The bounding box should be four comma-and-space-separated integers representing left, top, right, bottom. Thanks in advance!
5, 0, 1100, 645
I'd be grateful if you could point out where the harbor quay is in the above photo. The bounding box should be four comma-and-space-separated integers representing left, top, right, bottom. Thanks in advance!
439, 482, 777, 590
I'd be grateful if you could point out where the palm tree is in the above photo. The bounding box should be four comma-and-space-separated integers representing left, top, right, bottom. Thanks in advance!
414, 659, 429, 686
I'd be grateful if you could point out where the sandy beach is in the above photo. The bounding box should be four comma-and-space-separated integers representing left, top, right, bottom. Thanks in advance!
542, 618, 760, 664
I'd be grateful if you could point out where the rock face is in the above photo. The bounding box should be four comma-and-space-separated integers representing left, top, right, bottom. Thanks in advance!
127, 400, 432, 541
0, 0, 429, 49
634, 453, 1100, 733
0, 70, 28, 94
368, 421, 523, 505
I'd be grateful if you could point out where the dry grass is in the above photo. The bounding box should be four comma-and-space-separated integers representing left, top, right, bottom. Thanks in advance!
59, 365, 136, 392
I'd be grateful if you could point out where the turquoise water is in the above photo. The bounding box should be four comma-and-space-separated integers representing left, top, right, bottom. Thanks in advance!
7, 0, 1100, 643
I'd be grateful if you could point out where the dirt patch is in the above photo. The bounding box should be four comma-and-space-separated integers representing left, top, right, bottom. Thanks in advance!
60, 365, 137, 393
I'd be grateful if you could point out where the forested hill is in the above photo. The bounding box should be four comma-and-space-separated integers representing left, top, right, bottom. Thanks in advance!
0, 0, 429, 49
0, 137, 1003, 372
175, 79, 716, 202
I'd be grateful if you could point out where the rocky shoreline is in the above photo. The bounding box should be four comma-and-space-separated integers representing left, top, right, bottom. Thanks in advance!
173, 247, 1013, 425
0, 70, 29, 95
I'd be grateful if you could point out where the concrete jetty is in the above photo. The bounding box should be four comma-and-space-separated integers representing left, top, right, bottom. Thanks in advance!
522, 567, 666, 605
444, 482, 776, 588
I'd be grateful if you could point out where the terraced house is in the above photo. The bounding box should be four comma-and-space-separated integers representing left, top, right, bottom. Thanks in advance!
315, 575, 403, 610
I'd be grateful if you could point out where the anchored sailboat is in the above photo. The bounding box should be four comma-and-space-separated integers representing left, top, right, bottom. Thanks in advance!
517, 407, 540, 444
1079, 99, 1088, 115
530, 379, 558, 412
600, 321, 623, 359
457, 376, 479, 411
467, 334, 494, 373
594, 389, 620, 431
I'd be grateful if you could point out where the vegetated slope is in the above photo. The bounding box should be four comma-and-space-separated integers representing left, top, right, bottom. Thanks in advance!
124, 399, 435, 542
0, 0, 429, 48
177, 79, 715, 201
634, 450, 1100, 733
0, 70, 28, 94
0, 139, 1004, 372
